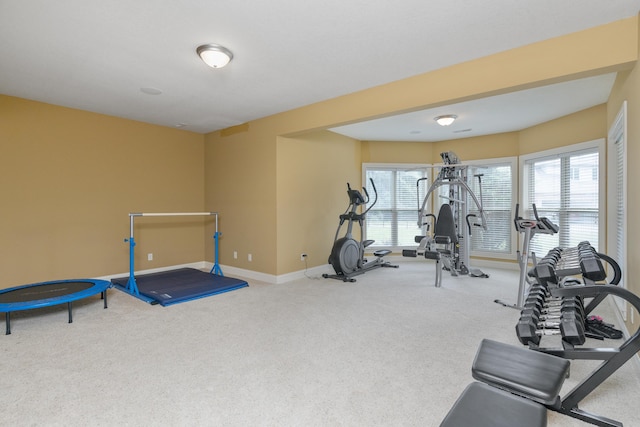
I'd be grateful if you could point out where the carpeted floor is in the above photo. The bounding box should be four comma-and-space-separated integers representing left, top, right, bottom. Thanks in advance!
2, 259, 639, 426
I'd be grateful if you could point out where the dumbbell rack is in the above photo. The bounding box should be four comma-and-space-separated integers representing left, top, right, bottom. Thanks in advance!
516, 243, 639, 427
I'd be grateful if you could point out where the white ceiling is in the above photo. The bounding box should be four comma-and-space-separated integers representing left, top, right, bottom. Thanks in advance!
1, 1, 638, 135
329, 73, 617, 142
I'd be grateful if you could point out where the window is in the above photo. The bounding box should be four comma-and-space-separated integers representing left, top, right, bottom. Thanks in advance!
363, 164, 429, 249
466, 159, 516, 256
364, 158, 515, 258
521, 140, 605, 257
432, 158, 515, 257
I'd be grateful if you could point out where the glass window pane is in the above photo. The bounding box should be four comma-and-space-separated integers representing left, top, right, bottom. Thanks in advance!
524, 146, 599, 255
366, 210, 393, 246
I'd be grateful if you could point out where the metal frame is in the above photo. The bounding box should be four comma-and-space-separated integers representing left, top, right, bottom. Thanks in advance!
539, 284, 640, 427
122, 212, 222, 302
523, 246, 631, 427
416, 152, 488, 278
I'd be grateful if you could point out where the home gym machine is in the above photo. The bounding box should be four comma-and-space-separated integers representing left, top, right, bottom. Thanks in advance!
402, 151, 488, 286
495, 203, 559, 309
323, 179, 398, 282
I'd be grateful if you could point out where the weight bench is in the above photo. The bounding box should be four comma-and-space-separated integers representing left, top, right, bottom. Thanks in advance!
471, 339, 569, 406
441, 339, 570, 427
443, 335, 638, 427
440, 382, 548, 427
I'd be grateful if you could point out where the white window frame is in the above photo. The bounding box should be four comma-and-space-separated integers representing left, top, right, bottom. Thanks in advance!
362, 162, 430, 251
519, 139, 606, 253
364, 157, 516, 260
465, 157, 518, 260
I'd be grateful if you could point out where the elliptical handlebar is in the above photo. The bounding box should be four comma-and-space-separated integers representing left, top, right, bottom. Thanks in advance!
344, 179, 377, 215
362, 178, 377, 215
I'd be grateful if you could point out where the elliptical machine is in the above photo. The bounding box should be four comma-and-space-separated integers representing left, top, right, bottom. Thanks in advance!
323, 179, 398, 282
494, 203, 559, 309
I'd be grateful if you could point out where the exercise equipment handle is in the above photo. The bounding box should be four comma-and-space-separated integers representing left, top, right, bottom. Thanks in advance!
416, 177, 428, 225
465, 213, 477, 236
363, 178, 378, 215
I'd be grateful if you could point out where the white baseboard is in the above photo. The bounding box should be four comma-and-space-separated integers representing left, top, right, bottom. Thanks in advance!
95, 262, 207, 282
96, 256, 517, 286
204, 262, 333, 284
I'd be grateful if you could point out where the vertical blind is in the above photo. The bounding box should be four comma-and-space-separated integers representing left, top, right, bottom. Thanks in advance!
524, 148, 599, 256
609, 104, 627, 317
614, 131, 625, 277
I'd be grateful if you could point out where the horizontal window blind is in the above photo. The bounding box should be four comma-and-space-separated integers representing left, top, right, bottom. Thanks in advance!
364, 167, 428, 248
524, 148, 599, 255
468, 163, 513, 254
434, 162, 513, 255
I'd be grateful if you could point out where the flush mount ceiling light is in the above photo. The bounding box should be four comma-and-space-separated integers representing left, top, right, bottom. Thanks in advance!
197, 44, 233, 68
434, 114, 458, 126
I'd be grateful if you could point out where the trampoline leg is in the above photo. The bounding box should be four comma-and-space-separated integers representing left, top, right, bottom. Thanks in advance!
68, 302, 73, 324
103, 290, 108, 309
5, 312, 10, 335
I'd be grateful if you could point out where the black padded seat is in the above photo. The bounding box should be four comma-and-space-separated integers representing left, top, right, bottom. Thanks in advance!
424, 251, 441, 260
440, 382, 547, 427
471, 339, 570, 406
434, 204, 457, 243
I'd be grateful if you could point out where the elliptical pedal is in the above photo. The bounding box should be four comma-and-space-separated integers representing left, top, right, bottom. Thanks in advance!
373, 249, 391, 257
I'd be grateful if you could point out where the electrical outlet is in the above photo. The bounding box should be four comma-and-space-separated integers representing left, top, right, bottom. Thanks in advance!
233, 251, 238, 259
147, 253, 153, 261
300, 253, 307, 261
248, 253, 252, 262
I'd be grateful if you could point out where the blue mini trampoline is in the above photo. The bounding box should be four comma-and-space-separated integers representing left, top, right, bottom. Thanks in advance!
0, 278, 111, 335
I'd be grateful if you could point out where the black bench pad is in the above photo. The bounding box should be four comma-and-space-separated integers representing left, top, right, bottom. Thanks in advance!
472, 339, 570, 406
440, 382, 547, 427
424, 251, 441, 260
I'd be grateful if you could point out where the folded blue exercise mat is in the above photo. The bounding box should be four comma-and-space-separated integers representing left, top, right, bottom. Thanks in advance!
111, 268, 248, 306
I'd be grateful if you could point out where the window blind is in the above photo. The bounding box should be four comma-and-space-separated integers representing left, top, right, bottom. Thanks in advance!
433, 162, 513, 255
467, 163, 513, 254
524, 148, 599, 256
364, 167, 428, 248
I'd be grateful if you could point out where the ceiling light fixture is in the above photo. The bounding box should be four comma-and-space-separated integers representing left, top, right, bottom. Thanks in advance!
434, 114, 458, 126
197, 44, 233, 69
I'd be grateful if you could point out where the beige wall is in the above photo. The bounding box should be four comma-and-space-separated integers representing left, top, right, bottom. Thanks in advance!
432, 133, 520, 161
276, 131, 361, 275
0, 96, 205, 288
1, 16, 638, 288
203, 121, 278, 275
361, 140, 434, 164
519, 104, 607, 154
